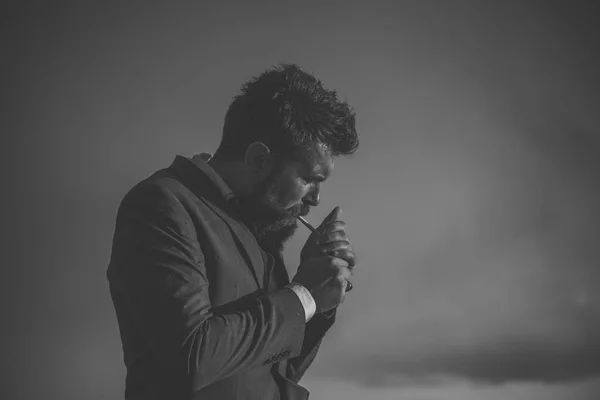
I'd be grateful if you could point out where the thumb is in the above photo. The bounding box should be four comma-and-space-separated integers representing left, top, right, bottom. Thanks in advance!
318, 206, 342, 229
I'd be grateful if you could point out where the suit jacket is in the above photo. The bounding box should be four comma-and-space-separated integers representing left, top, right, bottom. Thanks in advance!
107, 156, 336, 400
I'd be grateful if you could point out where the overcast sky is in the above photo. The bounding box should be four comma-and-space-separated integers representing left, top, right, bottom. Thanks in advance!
5, 1, 600, 399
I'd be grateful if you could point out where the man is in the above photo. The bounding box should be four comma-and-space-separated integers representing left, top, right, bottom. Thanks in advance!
107, 63, 359, 400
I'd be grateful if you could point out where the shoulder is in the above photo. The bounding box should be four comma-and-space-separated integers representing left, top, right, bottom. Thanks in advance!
116, 169, 198, 224
121, 168, 199, 210
115, 166, 219, 232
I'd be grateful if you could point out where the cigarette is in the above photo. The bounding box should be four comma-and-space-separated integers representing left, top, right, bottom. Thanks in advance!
297, 216, 320, 235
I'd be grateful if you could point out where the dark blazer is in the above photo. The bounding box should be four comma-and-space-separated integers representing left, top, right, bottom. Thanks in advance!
107, 156, 336, 400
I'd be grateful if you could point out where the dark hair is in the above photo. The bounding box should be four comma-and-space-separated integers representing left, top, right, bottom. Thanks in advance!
216, 63, 358, 161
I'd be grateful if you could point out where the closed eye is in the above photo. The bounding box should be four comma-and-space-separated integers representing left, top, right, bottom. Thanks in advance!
306, 175, 326, 184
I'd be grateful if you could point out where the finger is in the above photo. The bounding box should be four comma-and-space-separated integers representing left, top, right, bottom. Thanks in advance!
318, 206, 342, 230
320, 240, 351, 253
327, 255, 350, 270
334, 264, 352, 281
339, 270, 353, 293
334, 274, 353, 295
327, 275, 347, 292
327, 248, 356, 268
330, 273, 351, 291
322, 221, 346, 234
319, 232, 348, 244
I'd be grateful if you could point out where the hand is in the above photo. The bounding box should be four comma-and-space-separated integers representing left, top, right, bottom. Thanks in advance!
292, 255, 352, 313
300, 206, 356, 272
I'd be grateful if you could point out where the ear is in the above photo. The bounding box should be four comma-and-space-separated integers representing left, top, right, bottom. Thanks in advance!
244, 141, 274, 179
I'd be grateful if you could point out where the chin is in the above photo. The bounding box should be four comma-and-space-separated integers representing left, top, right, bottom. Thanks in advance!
258, 222, 298, 253
286, 215, 300, 224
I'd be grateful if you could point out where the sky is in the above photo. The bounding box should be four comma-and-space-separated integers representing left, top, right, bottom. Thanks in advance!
4, 1, 600, 399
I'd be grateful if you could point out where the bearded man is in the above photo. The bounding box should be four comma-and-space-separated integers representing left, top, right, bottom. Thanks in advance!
107, 63, 359, 400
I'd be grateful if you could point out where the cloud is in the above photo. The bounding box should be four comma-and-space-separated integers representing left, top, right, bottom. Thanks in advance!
346, 340, 600, 387
301, 377, 600, 400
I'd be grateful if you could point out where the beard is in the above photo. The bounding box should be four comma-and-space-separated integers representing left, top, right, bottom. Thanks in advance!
235, 173, 309, 254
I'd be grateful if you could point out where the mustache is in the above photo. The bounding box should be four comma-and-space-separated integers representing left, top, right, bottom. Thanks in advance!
287, 204, 311, 219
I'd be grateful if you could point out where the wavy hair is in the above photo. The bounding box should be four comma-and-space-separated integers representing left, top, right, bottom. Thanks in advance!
216, 63, 358, 161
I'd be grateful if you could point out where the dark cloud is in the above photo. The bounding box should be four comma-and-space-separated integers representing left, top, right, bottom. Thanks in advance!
337, 338, 600, 387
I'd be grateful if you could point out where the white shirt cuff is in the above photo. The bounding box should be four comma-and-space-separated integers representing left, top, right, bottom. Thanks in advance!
286, 282, 316, 322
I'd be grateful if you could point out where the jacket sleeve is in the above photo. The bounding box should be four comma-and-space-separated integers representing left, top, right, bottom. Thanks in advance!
107, 181, 307, 391
267, 251, 339, 383
285, 309, 337, 383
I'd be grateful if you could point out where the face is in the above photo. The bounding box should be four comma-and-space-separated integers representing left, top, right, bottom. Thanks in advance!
237, 142, 334, 252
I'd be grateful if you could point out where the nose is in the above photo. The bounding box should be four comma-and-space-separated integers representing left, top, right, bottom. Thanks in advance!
302, 185, 320, 207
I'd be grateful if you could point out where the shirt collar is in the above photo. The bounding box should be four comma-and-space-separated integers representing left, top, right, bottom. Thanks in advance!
190, 153, 236, 202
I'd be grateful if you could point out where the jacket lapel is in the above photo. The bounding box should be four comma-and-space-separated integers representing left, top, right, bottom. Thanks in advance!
167, 156, 265, 289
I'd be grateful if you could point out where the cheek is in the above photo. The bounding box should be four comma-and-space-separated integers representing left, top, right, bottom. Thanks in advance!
271, 180, 307, 208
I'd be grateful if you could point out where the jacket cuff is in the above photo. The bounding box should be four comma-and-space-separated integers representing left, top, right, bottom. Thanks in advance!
285, 283, 316, 322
